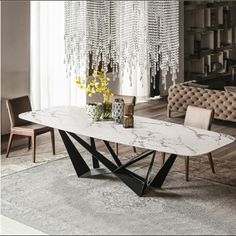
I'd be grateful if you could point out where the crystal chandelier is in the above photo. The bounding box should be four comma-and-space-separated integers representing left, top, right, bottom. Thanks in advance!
148, 0, 179, 89
116, 1, 148, 88
64, 1, 88, 78
64, 0, 179, 90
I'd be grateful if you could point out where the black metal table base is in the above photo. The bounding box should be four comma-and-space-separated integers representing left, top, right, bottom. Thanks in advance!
80, 168, 111, 178
59, 130, 177, 197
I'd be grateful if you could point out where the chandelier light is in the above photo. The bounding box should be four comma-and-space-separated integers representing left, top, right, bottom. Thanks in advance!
64, 0, 179, 90
148, 0, 179, 89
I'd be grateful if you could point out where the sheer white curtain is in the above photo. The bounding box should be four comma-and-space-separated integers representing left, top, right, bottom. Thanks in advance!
30, 1, 86, 109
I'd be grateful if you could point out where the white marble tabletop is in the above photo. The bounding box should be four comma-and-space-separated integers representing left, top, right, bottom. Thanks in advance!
19, 106, 234, 157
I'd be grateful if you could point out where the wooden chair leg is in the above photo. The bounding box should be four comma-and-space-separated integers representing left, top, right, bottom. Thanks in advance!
133, 146, 137, 153
115, 143, 118, 156
185, 156, 189, 181
167, 106, 171, 118
28, 136, 31, 150
207, 152, 215, 174
32, 134, 36, 163
50, 129, 55, 155
6, 132, 14, 158
161, 152, 165, 165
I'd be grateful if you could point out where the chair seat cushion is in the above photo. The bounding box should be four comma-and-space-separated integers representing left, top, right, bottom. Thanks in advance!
13, 123, 52, 133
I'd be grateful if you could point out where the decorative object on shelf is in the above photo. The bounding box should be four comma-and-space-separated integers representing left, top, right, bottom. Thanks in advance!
184, 1, 236, 81
123, 104, 134, 128
223, 6, 231, 28
76, 70, 113, 120
85, 103, 103, 121
64, 1, 179, 92
231, 65, 236, 83
112, 98, 124, 123
194, 37, 201, 56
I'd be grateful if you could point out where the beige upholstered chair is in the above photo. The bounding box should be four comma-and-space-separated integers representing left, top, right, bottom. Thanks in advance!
6, 96, 55, 163
162, 105, 215, 181
110, 94, 136, 156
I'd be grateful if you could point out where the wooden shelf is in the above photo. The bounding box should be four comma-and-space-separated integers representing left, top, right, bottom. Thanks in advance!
185, 1, 230, 11
187, 44, 236, 60
184, 0, 236, 81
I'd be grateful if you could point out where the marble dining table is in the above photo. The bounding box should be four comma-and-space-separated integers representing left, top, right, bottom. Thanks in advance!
20, 106, 235, 196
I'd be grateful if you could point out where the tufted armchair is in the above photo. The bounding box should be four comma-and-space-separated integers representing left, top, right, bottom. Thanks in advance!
167, 81, 236, 122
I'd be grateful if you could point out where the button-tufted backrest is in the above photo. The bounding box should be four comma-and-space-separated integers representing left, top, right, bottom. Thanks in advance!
168, 82, 236, 122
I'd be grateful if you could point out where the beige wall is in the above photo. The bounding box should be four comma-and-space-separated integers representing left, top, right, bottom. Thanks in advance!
1, 1, 30, 135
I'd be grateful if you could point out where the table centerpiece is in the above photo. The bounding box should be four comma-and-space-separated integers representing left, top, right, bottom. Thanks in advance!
76, 70, 113, 120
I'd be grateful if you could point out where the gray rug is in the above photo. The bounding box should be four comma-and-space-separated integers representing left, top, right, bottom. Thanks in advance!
1, 154, 236, 235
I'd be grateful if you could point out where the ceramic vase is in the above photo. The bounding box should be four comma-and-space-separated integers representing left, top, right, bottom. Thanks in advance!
112, 98, 124, 123
86, 103, 103, 121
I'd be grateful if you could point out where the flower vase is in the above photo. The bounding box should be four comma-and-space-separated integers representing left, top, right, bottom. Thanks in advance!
86, 103, 103, 121
102, 95, 112, 120
112, 98, 124, 123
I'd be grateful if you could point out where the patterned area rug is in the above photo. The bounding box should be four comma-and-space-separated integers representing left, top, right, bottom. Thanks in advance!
1, 132, 86, 177
1, 138, 68, 177
1, 155, 236, 235
1, 150, 67, 177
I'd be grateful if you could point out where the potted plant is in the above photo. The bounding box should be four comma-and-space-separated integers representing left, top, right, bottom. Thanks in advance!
76, 70, 113, 120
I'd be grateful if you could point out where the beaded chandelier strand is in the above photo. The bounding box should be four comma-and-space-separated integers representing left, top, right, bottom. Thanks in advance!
64, 0, 179, 89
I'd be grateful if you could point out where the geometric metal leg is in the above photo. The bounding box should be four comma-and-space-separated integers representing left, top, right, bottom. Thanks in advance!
114, 150, 155, 173
68, 132, 148, 196
68, 132, 119, 171
103, 140, 122, 166
140, 151, 156, 196
60, 131, 177, 197
150, 153, 177, 188
59, 130, 90, 177
83, 137, 111, 177
59, 130, 110, 178
90, 137, 100, 168
144, 151, 156, 186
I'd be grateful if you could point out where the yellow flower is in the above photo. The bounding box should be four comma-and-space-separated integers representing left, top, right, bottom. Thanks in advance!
76, 70, 113, 102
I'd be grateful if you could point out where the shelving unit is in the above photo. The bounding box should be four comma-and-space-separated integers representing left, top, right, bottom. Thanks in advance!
184, 0, 236, 81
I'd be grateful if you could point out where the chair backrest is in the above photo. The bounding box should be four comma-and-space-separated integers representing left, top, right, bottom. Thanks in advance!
110, 94, 136, 106
6, 96, 32, 128
184, 105, 214, 130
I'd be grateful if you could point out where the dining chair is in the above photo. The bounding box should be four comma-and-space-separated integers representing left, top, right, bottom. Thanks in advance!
162, 105, 215, 181
110, 94, 136, 156
6, 95, 55, 163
